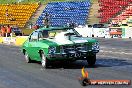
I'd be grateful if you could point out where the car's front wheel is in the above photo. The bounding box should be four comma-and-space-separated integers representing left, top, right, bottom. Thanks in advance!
24, 51, 31, 63
41, 52, 49, 68
87, 54, 96, 66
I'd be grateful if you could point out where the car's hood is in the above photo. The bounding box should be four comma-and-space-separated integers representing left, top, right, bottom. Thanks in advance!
41, 31, 97, 46
44, 37, 97, 46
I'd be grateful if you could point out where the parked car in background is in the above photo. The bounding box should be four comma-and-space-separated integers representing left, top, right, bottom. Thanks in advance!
12, 27, 22, 36
21, 27, 100, 68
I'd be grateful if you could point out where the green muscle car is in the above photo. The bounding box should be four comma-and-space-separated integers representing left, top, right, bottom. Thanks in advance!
21, 27, 99, 68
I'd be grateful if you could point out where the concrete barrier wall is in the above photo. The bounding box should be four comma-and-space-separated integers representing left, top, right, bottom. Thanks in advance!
15, 36, 28, 46
125, 27, 132, 38
0, 37, 3, 43
0, 36, 28, 46
75, 25, 93, 37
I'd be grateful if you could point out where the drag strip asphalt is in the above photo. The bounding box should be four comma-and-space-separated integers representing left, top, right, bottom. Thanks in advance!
0, 38, 132, 88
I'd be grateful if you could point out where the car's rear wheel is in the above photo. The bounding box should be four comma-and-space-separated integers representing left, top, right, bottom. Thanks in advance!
24, 51, 31, 63
41, 52, 49, 68
87, 54, 96, 66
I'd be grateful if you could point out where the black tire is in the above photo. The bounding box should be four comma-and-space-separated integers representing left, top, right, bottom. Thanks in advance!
87, 54, 96, 66
41, 52, 49, 68
24, 51, 31, 63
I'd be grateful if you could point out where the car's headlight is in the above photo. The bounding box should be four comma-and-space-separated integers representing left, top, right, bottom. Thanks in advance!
92, 42, 99, 50
48, 46, 56, 54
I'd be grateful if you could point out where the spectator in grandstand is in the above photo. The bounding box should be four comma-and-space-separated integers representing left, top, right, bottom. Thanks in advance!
43, 13, 50, 28
69, 22, 75, 28
36, 25, 39, 29
0, 31, 1, 37
29, 23, 33, 29
33, 25, 39, 30
67, 23, 70, 27
1, 25, 6, 37
5, 9, 8, 17
6, 25, 12, 37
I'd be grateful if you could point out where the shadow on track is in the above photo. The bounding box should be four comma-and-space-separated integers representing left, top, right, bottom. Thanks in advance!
28, 57, 132, 69
96, 57, 132, 67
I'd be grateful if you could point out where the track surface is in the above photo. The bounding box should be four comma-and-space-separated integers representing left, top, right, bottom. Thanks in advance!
0, 38, 132, 88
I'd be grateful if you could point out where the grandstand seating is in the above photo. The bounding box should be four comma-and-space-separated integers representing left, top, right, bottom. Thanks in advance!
0, 3, 39, 27
98, 0, 132, 23
36, 1, 91, 27
112, 3, 132, 24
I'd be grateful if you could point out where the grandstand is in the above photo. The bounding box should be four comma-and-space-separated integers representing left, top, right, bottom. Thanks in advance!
98, 0, 132, 24
0, 0, 131, 30
112, 3, 132, 25
0, 3, 39, 28
36, 1, 91, 27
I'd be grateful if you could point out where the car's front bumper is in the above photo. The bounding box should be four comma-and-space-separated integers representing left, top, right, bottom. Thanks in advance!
47, 49, 99, 60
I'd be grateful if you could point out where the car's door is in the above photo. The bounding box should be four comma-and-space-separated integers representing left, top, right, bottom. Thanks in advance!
27, 31, 40, 60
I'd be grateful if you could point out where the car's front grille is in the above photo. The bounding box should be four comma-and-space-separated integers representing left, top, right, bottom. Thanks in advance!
60, 44, 90, 53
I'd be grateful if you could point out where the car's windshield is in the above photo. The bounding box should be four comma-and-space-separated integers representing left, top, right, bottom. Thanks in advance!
40, 28, 81, 38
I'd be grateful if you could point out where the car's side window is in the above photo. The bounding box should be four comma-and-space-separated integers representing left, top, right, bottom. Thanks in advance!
38, 31, 44, 40
38, 31, 43, 38
29, 31, 38, 42
42, 30, 49, 38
